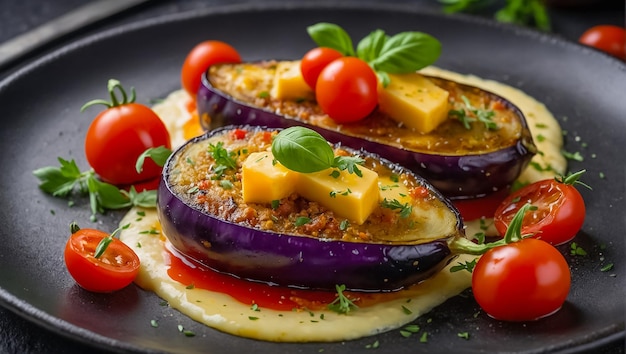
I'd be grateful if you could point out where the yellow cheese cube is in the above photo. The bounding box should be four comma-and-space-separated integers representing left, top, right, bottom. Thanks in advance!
270, 61, 314, 101
242, 152, 298, 204
297, 166, 379, 225
378, 73, 450, 134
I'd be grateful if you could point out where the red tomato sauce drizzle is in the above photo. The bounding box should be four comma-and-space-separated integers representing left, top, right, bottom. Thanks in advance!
165, 242, 340, 311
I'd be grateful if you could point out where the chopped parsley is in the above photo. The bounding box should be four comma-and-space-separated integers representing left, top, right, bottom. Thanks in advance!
449, 95, 498, 130
380, 198, 413, 218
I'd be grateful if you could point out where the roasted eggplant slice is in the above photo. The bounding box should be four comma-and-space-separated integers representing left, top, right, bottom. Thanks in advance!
157, 125, 464, 292
197, 61, 536, 200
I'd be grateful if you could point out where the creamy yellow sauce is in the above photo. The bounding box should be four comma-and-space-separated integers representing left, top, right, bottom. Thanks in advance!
119, 66, 565, 342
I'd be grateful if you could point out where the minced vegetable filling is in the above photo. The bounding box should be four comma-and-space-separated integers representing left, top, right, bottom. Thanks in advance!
207, 61, 524, 155
167, 128, 460, 244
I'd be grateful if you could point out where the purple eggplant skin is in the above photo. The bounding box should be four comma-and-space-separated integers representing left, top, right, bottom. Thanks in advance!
197, 70, 536, 200
157, 126, 463, 292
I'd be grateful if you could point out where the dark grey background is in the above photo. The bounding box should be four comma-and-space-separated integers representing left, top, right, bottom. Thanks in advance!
0, 1, 624, 353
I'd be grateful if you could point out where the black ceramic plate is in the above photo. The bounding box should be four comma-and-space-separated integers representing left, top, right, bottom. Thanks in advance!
0, 3, 624, 353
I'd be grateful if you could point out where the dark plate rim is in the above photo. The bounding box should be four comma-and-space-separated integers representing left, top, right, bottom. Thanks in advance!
0, 2, 624, 353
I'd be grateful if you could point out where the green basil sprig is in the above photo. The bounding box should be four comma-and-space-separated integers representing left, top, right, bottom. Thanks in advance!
271, 126, 364, 176
307, 22, 442, 86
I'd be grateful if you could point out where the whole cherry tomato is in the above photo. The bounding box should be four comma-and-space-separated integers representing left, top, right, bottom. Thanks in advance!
579, 25, 625, 60
315, 57, 378, 123
64, 224, 140, 293
472, 237, 571, 321
181, 40, 242, 96
83, 79, 171, 186
494, 171, 586, 246
300, 47, 344, 89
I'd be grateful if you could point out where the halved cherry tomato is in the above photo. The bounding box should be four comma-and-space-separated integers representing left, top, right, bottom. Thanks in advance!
83, 79, 171, 186
300, 47, 344, 89
64, 227, 140, 293
181, 40, 242, 96
315, 57, 378, 123
579, 25, 626, 60
472, 237, 571, 321
494, 172, 586, 246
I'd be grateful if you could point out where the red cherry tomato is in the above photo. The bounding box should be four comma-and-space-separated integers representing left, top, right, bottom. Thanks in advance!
494, 173, 586, 246
315, 57, 378, 123
579, 25, 626, 60
83, 80, 171, 186
64, 227, 140, 293
472, 238, 571, 321
181, 40, 242, 96
300, 47, 344, 89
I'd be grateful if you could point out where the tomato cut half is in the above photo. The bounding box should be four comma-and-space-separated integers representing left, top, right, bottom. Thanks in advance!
494, 177, 586, 246
64, 228, 140, 293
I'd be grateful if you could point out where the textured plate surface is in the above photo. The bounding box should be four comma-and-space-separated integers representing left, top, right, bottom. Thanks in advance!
0, 3, 624, 353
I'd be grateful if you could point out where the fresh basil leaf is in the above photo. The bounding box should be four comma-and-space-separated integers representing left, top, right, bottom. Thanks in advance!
307, 23, 355, 56
136, 146, 172, 173
271, 126, 335, 173
371, 32, 441, 73
356, 29, 387, 63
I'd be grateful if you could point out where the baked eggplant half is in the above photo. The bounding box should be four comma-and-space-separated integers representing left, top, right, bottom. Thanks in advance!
157, 125, 464, 292
197, 61, 537, 200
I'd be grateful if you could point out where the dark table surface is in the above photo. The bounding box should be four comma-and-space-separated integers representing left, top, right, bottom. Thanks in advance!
0, 0, 624, 353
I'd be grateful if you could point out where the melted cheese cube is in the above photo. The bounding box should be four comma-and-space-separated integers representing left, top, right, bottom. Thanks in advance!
378, 73, 449, 134
297, 166, 379, 225
242, 152, 298, 203
270, 61, 314, 101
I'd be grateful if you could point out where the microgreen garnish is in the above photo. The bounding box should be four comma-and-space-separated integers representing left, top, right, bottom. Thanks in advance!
208, 141, 237, 170
449, 258, 478, 273
136, 146, 172, 173
458, 332, 470, 340
380, 198, 413, 218
33, 158, 157, 221
150, 319, 159, 328
177, 325, 195, 337
327, 284, 358, 314
449, 96, 498, 130
365, 340, 380, 349
400, 324, 420, 338
561, 149, 584, 162
295, 216, 311, 227
271, 126, 364, 175
92, 222, 131, 259
307, 23, 441, 87
600, 263, 614, 272
570, 242, 587, 256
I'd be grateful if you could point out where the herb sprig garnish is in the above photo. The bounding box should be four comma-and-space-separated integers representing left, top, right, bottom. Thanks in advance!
307, 23, 441, 87
271, 126, 364, 176
380, 198, 413, 218
327, 284, 359, 314
34, 158, 156, 221
449, 96, 498, 130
